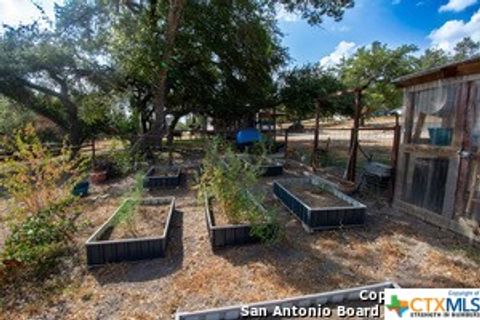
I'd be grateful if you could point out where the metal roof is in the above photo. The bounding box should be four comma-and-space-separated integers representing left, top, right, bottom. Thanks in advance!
394, 56, 480, 88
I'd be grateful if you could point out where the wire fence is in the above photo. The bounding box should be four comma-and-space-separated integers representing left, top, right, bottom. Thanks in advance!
281, 126, 399, 180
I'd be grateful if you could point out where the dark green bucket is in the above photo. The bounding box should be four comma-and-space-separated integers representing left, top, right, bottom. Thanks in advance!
428, 128, 453, 146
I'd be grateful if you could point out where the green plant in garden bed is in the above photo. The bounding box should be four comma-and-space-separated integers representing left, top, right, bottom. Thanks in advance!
109, 172, 145, 235
199, 137, 281, 243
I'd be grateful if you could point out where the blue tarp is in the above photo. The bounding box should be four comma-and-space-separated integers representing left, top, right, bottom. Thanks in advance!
236, 128, 261, 145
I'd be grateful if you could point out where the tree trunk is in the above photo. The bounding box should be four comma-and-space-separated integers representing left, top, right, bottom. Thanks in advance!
60, 78, 83, 155
65, 101, 83, 156
167, 114, 181, 146
150, 0, 185, 146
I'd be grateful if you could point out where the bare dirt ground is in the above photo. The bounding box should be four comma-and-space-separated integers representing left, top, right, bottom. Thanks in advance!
1, 159, 479, 320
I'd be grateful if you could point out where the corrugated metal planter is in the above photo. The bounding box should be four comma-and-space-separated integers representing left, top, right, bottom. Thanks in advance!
204, 192, 273, 248
238, 155, 284, 177
273, 177, 366, 232
85, 197, 175, 266
143, 166, 181, 189
258, 160, 284, 177
175, 281, 399, 320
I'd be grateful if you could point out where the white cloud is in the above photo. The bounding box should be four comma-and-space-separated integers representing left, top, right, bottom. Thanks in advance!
320, 41, 357, 68
0, 0, 55, 27
439, 0, 478, 12
392, 0, 401, 5
429, 8, 480, 52
330, 25, 351, 32
276, 6, 300, 22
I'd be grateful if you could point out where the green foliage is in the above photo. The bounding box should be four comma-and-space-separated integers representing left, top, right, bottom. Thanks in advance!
339, 41, 418, 113
0, 126, 84, 282
0, 98, 35, 137
268, 0, 354, 25
453, 37, 480, 61
199, 137, 280, 243
111, 172, 145, 230
280, 65, 352, 120
1, 201, 75, 277
415, 48, 450, 70
1, 124, 87, 225
107, 140, 138, 178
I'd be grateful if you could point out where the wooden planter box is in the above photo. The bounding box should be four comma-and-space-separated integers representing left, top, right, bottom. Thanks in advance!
143, 166, 181, 189
85, 197, 175, 266
175, 281, 399, 320
204, 193, 271, 248
273, 177, 366, 232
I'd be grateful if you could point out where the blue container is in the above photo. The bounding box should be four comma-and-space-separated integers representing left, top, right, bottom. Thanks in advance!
72, 181, 89, 197
236, 128, 261, 145
428, 128, 453, 146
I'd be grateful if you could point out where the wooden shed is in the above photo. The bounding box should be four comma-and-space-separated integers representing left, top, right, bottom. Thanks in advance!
393, 57, 480, 242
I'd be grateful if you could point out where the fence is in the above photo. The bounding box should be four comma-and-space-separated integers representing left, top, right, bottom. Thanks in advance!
280, 125, 401, 182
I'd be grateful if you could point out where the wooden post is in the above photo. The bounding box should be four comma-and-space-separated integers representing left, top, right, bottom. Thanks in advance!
345, 89, 362, 182
273, 106, 277, 143
391, 114, 401, 169
284, 128, 289, 158
91, 137, 96, 168
312, 99, 321, 169
390, 114, 402, 203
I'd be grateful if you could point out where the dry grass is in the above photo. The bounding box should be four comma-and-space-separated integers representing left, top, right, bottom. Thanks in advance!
1, 162, 479, 319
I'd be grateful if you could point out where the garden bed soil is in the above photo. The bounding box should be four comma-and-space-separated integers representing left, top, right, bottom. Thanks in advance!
273, 178, 366, 231
287, 184, 352, 208
85, 197, 175, 266
209, 197, 250, 226
107, 202, 170, 240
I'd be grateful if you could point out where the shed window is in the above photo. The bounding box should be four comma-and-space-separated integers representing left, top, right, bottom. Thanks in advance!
410, 83, 460, 146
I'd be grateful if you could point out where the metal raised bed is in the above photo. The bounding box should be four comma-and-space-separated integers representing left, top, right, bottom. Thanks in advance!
175, 281, 399, 320
85, 197, 175, 266
143, 166, 181, 189
204, 192, 273, 248
237, 154, 284, 177
273, 177, 366, 232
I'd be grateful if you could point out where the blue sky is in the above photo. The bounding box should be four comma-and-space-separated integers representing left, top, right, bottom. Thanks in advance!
278, 0, 480, 66
1, 0, 480, 67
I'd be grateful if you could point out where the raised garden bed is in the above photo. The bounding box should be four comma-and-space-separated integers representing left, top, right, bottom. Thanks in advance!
273, 177, 366, 232
85, 197, 175, 266
143, 165, 181, 189
238, 155, 284, 177
175, 281, 399, 320
204, 192, 273, 248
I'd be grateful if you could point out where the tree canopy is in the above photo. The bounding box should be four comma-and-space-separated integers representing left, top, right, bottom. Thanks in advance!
279, 65, 352, 120
0, 0, 357, 145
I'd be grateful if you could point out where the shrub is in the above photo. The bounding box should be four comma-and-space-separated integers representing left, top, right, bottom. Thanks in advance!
1, 201, 76, 277
0, 124, 85, 281
1, 124, 87, 226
